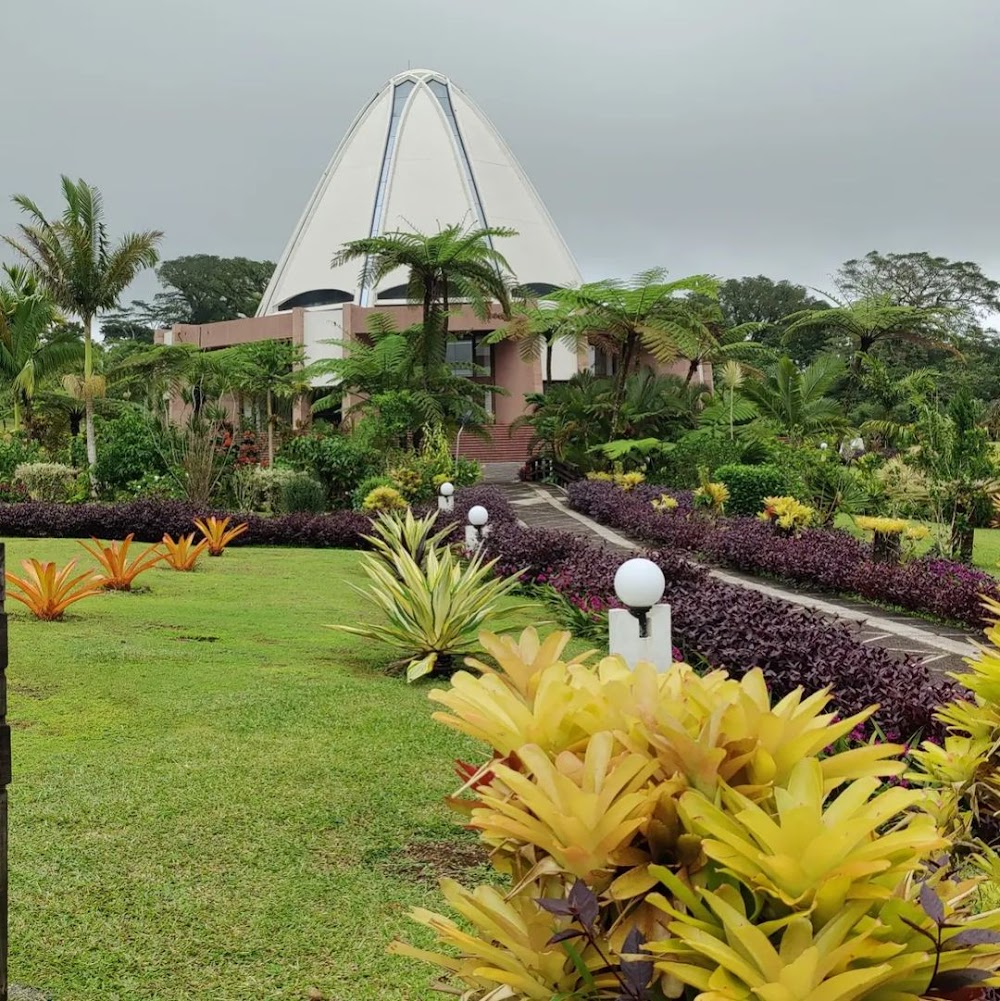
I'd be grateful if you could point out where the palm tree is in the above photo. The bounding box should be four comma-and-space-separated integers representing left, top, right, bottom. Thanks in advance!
680, 301, 773, 384
227, 339, 308, 466
546, 269, 719, 435
331, 223, 517, 382
485, 298, 582, 391
782, 295, 957, 372
5, 176, 162, 473
740, 355, 848, 445
0, 265, 84, 431
303, 313, 498, 440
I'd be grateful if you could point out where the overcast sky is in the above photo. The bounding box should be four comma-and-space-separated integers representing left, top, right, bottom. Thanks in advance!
4, 0, 999, 302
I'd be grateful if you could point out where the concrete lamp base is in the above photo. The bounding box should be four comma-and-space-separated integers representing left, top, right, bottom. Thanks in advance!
609, 604, 673, 672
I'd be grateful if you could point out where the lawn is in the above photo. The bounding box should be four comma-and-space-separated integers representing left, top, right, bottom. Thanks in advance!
3, 538, 539, 1001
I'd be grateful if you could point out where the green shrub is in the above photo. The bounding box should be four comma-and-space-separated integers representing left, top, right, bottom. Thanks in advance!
279, 473, 327, 514
14, 461, 77, 502
715, 463, 789, 515
650, 435, 772, 488
352, 475, 396, 511
279, 433, 381, 506
453, 457, 482, 487
93, 411, 166, 495
0, 435, 42, 482
251, 466, 297, 512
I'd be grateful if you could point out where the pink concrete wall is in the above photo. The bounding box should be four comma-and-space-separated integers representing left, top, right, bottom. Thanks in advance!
492, 339, 542, 424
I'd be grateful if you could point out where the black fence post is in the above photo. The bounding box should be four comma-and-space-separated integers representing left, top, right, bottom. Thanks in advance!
0, 543, 9, 1001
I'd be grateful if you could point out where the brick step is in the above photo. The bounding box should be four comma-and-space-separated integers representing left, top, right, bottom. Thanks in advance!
456, 424, 533, 463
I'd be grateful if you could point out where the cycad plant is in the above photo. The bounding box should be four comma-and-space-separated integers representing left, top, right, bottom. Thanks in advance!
739, 354, 848, 445
331, 513, 525, 680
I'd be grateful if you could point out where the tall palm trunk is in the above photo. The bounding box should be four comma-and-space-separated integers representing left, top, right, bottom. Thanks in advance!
610, 331, 638, 438
11, 394, 20, 432
266, 388, 274, 467
544, 339, 553, 392
84, 314, 98, 485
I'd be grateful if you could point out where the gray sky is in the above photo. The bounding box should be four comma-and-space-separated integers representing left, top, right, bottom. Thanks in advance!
4, 0, 1000, 302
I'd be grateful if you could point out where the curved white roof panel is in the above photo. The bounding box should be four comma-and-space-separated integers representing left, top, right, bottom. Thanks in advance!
257, 68, 583, 315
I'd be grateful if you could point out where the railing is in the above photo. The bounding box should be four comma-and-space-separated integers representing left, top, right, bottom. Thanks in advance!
521, 454, 581, 488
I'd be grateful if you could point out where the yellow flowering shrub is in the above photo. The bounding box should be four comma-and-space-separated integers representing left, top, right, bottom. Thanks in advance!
758, 495, 815, 532
586, 471, 614, 482
361, 485, 408, 513
391, 628, 1000, 1001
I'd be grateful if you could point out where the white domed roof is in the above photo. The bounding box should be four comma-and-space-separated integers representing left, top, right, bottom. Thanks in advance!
257, 69, 583, 314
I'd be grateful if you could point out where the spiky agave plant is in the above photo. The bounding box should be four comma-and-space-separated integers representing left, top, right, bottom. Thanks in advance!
5, 558, 103, 620
193, 516, 249, 556
329, 545, 526, 680
363, 509, 454, 572
78, 534, 164, 590
161, 533, 209, 571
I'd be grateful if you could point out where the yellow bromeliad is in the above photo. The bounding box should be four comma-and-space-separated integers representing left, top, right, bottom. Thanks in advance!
854, 514, 909, 534
395, 628, 982, 1001
652, 493, 679, 512
758, 495, 815, 532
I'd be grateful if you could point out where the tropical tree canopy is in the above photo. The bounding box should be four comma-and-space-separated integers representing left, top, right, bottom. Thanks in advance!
4, 176, 162, 473
332, 224, 517, 378
0, 265, 83, 430
545, 268, 719, 433
782, 295, 958, 369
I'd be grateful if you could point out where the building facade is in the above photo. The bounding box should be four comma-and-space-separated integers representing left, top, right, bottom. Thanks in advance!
156, 68, 703, 461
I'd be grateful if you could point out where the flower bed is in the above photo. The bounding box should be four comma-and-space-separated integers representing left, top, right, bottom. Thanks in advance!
568, 479, 1000, 628
0, 486, 517, 550
484, 522, 956, 741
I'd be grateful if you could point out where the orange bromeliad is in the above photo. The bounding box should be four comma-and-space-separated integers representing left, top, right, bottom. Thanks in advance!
161, 533, 209, 571
5, 559, 103, 620
193, 516, 249, 556
78, 534, 165, 590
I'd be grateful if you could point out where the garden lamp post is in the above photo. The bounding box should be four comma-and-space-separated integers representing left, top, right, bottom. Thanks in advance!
438, 481, 455, 513
0, 544, 9, 1001
466, 505, 489, 552
610, 557, 672, 671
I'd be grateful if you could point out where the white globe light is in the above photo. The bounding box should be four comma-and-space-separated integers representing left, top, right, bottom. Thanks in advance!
614, 558, 666, 609
819, 442, 829, 450
439, 481, 455, 497
468, 505, 489, 527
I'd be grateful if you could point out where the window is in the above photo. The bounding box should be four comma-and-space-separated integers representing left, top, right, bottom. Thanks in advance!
446, 335, 491, 377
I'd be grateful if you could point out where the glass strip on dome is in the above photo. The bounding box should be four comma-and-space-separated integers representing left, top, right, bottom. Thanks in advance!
361, 79, 415, 305
427, 80, 491, 236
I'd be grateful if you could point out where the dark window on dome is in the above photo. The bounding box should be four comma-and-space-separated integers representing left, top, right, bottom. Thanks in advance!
276, 289, 354, 310
514, 282, 562, 297
375, 284, 411, 301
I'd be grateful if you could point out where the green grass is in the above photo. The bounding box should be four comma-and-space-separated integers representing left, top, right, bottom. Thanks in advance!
834, 514, 1000, 577
4, 538, 542, 1000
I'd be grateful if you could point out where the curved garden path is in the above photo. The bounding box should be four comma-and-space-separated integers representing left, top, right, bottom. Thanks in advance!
483, 467, 980, 677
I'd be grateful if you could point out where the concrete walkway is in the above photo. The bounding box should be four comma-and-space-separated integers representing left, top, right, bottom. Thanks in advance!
495, 477, 980, 676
